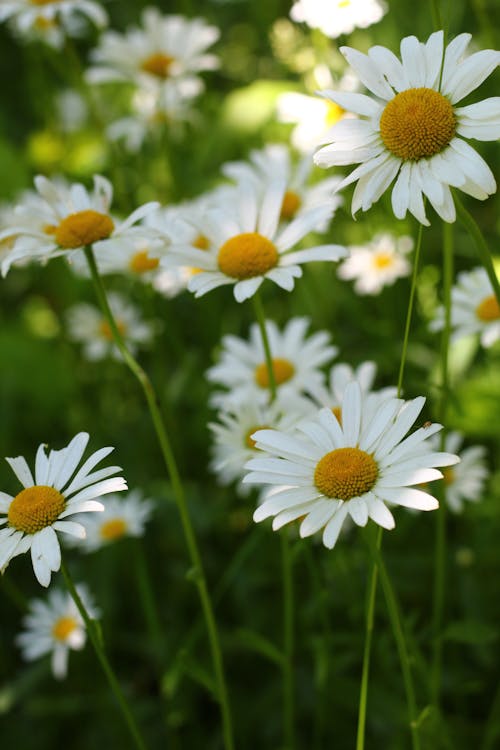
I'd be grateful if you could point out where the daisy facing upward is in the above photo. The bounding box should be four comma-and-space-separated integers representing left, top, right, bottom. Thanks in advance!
314, 31, 500, 224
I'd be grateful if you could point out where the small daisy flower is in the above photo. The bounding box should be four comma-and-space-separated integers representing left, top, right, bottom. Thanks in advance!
221, 143, 343, 233
74, 491, 154, 552
0, 433, 127, 586
314, 31, 500, 225
290, 0, 387, 39
430, 267, 500, 348
16, 585, 98, 680
209, 398, 309, 493
207, 317, 337, 409
430, 432, 488, 513
87, 8, 219, 90
163, 178, 346, 302
245, 382, 459, 549
0, 175, 159, 277
66, 293, 158, 361
0, 0, 107, 47
337, 232, 413, 295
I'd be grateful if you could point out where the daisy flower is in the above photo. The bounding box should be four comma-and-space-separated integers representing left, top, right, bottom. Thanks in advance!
65, 292, 158, 361
0, 175, 159, 277
73, 491, 154, 552
87, 8, 219, 90
0, 0, 107, 47
163, 177, 346, 302
314, 31, 500, 225
221, 143, 343, 233
207, 317, 337, 409
245, 382, 459, 549
337, 232, 413, 295
0, 433, 127, 586
290, 0, 386, 39
16, 585, 98, 680
430, 432, 488, 513
430, 267, 500, 348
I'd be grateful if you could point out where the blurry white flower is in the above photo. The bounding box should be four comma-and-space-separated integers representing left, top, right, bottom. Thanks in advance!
16, 585, 98, 679
307, 360, 397, 416
430, 267, 500, 348
290, 0, 386, 38
338, 233, 413, 295
430, 432, 488, 513
0, 0, 107, 47
75, 491, 155, 552
66, 292, 158, 360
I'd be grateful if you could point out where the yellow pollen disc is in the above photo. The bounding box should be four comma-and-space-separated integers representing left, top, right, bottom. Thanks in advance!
331, 406, 342, 425
475, 294, 500, 322
141, 52, 175, 78
52, 616, 78, 642
442, 467, 455, 486
99, 318, 126, 341
255, 358, 295, 389
8, 485, 65, 534
325, 101, 345, 127
100, 517, 128, 541
244, 425, 270, 449
31, 0, 58, 5
193, 234, 210, 250
338, 0, 351, 7
373, 252, 394, 270
379, 87, 456, 161
280, 190, 302, 220
129, 250, 159, 274
34, 16, 57, 29
43, 223, 57, 235
314, 447, 378, 501
55, 210, 114, 249
217, 232, 279, 280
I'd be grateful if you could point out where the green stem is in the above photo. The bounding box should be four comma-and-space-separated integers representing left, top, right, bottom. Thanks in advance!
364, 530, 421, 750
429, 0, 443, 30
133, 539, 165, 668
397, 221, 424, 397
455, 195, 500, 307
355, 527, 381, 750
84, 247, 234, 750
251, 291, 277, 401
481, 679, 500, 750
60, 560, 148, 750
281, 534, 295, 750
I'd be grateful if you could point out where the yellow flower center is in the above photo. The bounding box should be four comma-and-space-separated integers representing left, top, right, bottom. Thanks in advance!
373, 252, 394, 269
331, 406, 342, 425
98, 318, 126, 341
442, 467, 455, 486
244, 425, 270, 449
55, 210, 114, 249
280, 190, 302, 220
379, 87, 456, 161
475, 294, 500, 322
100, 517, 128, 541
52, 616, 78, 642
129, 250, 159, 274
34, 15, 57, 29
141, 52, 175, 78
254, 358, 295, 389
325, 100, 345, 127
314, 447, 379, 501
338, 0, 351, 7
8, 485, 65, 534
31, 0, 58, 5
217, 232, 279, 280
193, 234, 210, 250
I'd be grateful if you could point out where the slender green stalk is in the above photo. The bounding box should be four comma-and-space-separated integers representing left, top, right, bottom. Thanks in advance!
84, 246, 234, 750
429, 0, 442, 31
133, 539, 165, 667
397, 221, 424, 396
364, 530, 421, 750
250, 291, 295, 748
431, 222, 453, 705
481, 678, 500, 750
60, 560, 148, 750
355, 527, 381, 750
252, 291, 277, 400
455, 195, 500, 307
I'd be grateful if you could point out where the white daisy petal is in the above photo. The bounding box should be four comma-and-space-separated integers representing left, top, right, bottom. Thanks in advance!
322, 504, 349, 549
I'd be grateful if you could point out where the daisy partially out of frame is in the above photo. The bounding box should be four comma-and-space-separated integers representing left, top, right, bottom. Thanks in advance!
163, 178, 346, 302
0, 175, 159, 276
0, 0, 108, 47
314, 31, 500, 224
430, 267, 500, 348
16, 584, 98, 680
245, 382, 459, 549
0, 433, 127, 586
290, 0, 386, 39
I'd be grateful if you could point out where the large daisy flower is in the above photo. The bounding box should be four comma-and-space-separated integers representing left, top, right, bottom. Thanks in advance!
16, 584, 98, 680
0, 175, 159, 276
162, 178, 346, 302
0, 433, 127, 586
207, 317, 337, 409
314, 31, 500, 224
245, 382, 459, 549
